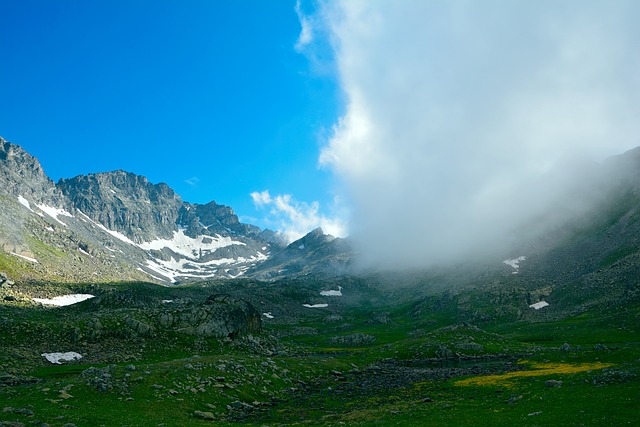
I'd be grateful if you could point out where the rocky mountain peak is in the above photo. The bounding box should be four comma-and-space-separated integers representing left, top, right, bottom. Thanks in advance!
0, 137, 66, 206
58, 170, 183, 242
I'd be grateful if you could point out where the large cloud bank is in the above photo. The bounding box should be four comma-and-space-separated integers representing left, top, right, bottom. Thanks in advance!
313, 0, 640, 268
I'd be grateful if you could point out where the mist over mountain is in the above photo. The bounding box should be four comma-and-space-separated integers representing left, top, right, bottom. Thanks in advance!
316, 0, 640, 271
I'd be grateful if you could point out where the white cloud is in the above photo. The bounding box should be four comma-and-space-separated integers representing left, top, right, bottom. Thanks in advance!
250, 190, 347, 243
316, 0, 640, 268
294, 0, 314, 52
184, 176, 199, 186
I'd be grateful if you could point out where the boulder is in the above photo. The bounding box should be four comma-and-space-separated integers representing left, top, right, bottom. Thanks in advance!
158, 294, 261, 338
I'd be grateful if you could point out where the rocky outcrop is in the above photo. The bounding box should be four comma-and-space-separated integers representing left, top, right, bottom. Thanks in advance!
157, 294, 261, 338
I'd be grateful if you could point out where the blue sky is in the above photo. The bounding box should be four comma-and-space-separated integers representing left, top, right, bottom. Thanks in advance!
0, 0, 344, 239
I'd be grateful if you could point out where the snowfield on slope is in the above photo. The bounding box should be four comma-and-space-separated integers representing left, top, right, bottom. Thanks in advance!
33, 294, 95, 306
139, 229, 246, 259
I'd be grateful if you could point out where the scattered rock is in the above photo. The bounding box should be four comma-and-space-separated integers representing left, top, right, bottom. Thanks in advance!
193, 410, 215, 420
125, 317, 155, 336
365, 312, 392, 325
545, 380, 563, 388
455, 343, 484, 352
329, 333, 376, 345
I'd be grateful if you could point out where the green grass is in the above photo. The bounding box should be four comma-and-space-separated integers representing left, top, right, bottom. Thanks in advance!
2, 278, 639, 426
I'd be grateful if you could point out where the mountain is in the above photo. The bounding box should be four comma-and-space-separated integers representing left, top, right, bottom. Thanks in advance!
247, 227, 353, 280
0, 137, 350, 284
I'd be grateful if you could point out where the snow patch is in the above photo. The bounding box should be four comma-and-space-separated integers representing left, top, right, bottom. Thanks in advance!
33, 294, 95, 306
529, 301, 549, 310
45, 226, 55, 232
42, 352, 83, 364
263, 312, 274, 319
36, 203, 73, 227
10, 252, 39, 263
503, 256, 526, 274
303, 304, 328, 308
299, 244, 305, 250
320, 286, 343, 297
162, 300, 174, 304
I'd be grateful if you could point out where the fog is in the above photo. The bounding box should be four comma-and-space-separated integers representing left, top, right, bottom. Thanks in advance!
311, 0, 640, 269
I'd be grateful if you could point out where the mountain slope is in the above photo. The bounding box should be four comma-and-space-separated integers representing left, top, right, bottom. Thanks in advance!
0, 137, 350, 284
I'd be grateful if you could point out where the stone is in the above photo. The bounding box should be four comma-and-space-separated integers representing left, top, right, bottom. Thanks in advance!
193, 410, 215, 420
329, 333, 376, 345
456, 343, 484, 351
545, 380, 563, 388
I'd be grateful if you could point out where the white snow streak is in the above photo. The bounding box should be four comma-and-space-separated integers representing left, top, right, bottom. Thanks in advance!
303, 304, 329, 308
10, 252, 39, 263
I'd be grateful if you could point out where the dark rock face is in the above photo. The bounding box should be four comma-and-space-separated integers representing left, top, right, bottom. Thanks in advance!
58, 171, 182, 242
0, 137, 66, 206
158, 295, 261, 338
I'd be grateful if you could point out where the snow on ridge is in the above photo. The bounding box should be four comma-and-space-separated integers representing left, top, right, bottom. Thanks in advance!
503, 256, 526, 274
10, 252, 39, 263
42, 352, 82, 364
36, 203, 73, 227
33, 294, 95, 306
139, 229, 247, 259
